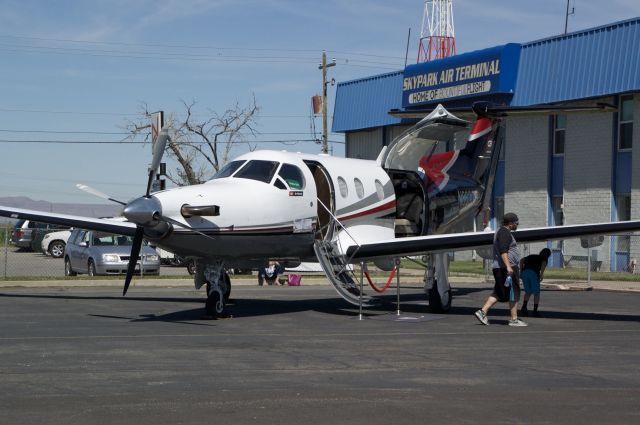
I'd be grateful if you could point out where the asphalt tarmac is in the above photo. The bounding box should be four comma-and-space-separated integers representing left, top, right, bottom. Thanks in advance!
0, 283, 638, 425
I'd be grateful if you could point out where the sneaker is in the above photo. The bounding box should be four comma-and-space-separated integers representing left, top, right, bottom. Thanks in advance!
520, 308, 529, 317
533, 311, 541, 318
508, 318, 528, 327
474, 309, 489, 326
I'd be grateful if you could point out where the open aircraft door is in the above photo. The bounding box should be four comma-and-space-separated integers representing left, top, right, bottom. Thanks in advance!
379, 105, 471, 237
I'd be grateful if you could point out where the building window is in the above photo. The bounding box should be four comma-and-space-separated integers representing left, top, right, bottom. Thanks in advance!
553, 115, 566, 155
551, 196, 564, 251
619, 95, 634, 150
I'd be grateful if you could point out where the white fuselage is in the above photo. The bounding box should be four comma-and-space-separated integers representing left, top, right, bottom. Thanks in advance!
149, 150, 396, 267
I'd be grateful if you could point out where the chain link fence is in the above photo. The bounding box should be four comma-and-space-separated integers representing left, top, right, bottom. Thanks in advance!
0, 226, 190, 279
3, 224, 640, 280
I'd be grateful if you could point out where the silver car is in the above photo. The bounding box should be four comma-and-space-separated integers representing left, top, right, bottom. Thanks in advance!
64, 229, 160, 276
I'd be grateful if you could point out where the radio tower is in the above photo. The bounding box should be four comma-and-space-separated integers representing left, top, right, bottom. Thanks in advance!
417, 0, 456, 62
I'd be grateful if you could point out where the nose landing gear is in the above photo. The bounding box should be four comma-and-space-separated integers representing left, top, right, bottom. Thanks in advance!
195, 261, 232, 319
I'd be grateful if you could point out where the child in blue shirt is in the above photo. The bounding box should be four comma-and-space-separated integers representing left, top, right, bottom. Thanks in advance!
520, 248, 551, 317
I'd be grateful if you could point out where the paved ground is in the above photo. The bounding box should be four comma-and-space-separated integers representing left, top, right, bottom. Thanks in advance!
0, 279, 638, 424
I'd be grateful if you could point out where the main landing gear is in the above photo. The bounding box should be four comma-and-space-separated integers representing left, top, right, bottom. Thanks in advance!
424, 252, 452, 313
194, 261, 232, 319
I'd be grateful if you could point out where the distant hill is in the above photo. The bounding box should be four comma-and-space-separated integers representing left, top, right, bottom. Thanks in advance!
0, 196, 122, 223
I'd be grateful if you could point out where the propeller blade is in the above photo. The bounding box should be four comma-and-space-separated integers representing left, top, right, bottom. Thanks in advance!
146, 128, 170, 197
76, 184, 127, 206
123, 226, 145, 296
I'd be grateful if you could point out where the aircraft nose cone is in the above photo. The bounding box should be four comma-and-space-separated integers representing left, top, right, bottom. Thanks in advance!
123, 196, 162, 226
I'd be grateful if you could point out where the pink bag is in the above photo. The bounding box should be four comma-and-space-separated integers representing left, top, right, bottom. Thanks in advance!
287, 274, 302, 286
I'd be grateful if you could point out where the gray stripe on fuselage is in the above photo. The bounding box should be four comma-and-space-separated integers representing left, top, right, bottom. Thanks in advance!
335, 181, 395, 216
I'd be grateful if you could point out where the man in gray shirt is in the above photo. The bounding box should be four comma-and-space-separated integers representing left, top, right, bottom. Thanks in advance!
474, 212, 527, 327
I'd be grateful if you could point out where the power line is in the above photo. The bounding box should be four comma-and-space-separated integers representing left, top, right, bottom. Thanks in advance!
0, 107, 324, 119
0, 43, 401, 68
0, 36, 403, 69
0, 138, 345, 145
0, 34, 406, 60
0, 129, 334, 136
0, 129, 129, 135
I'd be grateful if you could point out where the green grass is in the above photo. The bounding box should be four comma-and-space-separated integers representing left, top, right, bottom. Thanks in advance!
401, 259, 640, 281
0, 274, 192, 281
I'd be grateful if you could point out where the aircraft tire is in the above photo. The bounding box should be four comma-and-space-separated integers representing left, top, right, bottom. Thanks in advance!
428, 284, 452, 313
205, 290, 226, 318
223, 272, 231, 302
186, 259, 196, 275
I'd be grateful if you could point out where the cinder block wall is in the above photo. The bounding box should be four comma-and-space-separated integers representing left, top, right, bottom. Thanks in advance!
563, 109, 613, 267
504, 115, 549, 257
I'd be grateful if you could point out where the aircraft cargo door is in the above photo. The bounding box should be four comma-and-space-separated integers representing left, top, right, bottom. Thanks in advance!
304, 161, 334, 241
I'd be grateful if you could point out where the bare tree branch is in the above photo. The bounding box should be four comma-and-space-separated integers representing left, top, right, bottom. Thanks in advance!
123, 97, 260, 186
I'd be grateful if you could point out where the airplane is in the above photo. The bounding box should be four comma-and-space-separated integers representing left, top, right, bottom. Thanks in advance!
2, 102, 639, 318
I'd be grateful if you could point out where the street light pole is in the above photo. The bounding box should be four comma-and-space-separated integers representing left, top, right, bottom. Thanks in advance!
318, 51, 336, 154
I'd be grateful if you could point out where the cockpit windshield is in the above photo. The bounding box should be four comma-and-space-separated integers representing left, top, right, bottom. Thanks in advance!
212, 160, 245, 179
234, 160, 280, 184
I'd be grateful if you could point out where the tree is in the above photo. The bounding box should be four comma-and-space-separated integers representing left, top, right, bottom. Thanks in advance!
125, 97, 260, 186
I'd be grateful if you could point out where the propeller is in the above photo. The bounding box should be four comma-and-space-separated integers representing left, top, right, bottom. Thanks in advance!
146, 128, 169, 197
119, 126, 220, 295
122, 226, 145, 296
76, 184, 127, 206
122, 127, 170, 295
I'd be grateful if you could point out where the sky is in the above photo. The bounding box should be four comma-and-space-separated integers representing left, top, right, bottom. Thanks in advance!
1, 0, 639, 204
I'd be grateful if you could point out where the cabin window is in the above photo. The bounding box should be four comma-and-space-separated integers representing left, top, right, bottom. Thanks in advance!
619, 95, 634, 150
278, 163, 305, 190
375, 180, 384, 201
354, 178, 364, 199
337, 177, 348, 198
234, 160, 279, 184
212, 160, 245, 179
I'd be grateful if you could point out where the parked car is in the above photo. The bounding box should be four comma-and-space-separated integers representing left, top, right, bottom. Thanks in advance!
152, 245, 197, 275
64, 229, 160, 276
41, 229, 72, 258
10, 220, 69, 251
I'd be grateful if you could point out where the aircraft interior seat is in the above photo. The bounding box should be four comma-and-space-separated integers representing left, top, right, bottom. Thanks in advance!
394, 179, 424, 236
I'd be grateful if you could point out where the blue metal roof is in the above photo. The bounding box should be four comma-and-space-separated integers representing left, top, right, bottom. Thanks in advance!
512, 17, 640, 105
332, 71, 403, 132
333, 17, 640, 132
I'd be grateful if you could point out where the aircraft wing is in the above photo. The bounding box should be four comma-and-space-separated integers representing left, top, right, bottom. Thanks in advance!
0, 206, 137, 236
345, 220, 640, 260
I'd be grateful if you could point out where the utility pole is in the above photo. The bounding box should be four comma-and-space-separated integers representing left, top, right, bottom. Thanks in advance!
318, 51, 336, 154
564, 0, 575, 34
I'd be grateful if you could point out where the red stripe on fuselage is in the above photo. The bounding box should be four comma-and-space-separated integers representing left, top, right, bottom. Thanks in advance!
337, 199, 397, 222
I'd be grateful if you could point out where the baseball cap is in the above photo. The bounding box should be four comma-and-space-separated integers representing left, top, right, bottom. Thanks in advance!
503, 212, 519, 225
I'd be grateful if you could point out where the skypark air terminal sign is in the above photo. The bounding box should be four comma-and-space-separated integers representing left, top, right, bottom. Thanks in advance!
402, 43, 521, 108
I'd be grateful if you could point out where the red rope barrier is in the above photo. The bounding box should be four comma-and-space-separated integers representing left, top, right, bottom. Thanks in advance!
364, 266, 397, 293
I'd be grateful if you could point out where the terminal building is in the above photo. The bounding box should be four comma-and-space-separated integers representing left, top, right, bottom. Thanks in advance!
332, 18, 640, 271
